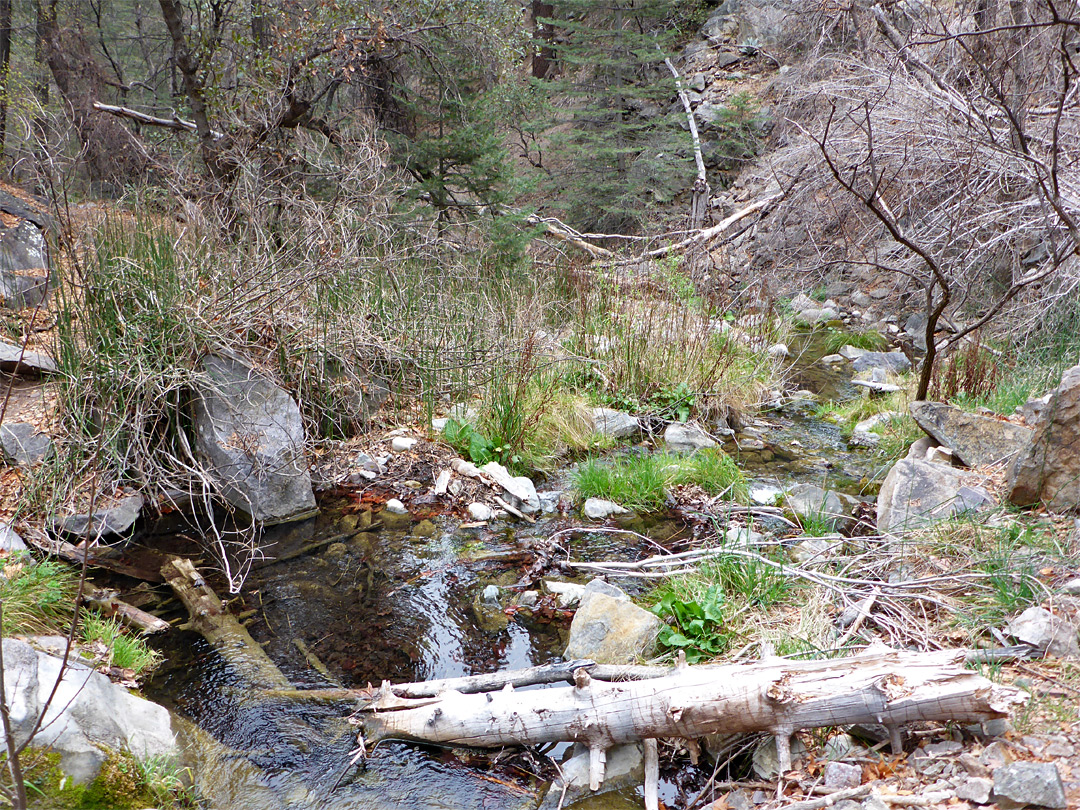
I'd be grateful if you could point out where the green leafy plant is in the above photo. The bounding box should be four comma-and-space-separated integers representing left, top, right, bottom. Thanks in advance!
443, 419, 499, 466
648, 382, 696, 423
650, 584, 729, 663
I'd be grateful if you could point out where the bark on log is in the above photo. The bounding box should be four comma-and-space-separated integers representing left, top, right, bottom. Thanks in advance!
360, 651, 1024, 771
161, 556, 290, 690
81, 588, 170, 634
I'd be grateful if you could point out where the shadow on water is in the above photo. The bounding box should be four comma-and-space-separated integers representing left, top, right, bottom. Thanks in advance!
146, 504, 675, 809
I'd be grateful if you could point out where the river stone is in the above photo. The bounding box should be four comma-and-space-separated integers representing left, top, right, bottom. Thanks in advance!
384, 498, 408, 515
956, 776, 994, 804
785, 483, 846, 531
993, 762, 1067, 809
480, 461, 540, 513
0, 638, 176, 782
664, 422, 717, 453
583, 497, 630, 520
0, 340, 58, 375
876, 457, 994, 534
0, 421, 53, 465
1005, 606, 1080, 658
564, 589, 661, 664
194, 354, 317, 525
391, 436, 417, 452
467, 502, 494, 522
910, 402, 1032, 468
1009, 364, 1080, 511
1016, 393, 1051, 426
51, 493, 144, 541
852, 351, 911, 374
546, 580, 586, 608
591, 407, 640, 439
850, 411, 901, 448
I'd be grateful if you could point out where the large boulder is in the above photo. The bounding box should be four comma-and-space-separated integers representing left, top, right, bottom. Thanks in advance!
664, 422, 718, 453
0, 187, 52, 309
194, 354, 317, 524
0, 638, 177, 783
877, 457, 995, 534
910, 401, 1033, 468
564, 580, 661, 664
851, 351, 911, 375
591, 407, 639, 439
1008, 364, 1080, 511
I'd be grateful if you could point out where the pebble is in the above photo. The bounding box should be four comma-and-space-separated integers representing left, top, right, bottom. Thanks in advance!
384, 498, 408, 515
481, 585, 500, 604
518, 590, 538, 607
391, 436, 418, 452
824, 761, 862, 789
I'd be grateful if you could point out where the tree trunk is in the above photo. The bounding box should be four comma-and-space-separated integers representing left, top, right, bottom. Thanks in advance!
0, 0, 10, 160
361, 651, 1023, 787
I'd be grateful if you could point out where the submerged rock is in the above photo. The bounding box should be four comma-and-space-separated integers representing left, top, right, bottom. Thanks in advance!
1008, 364, 1080, 511
0, 638, 176, 783
910, 401, 1032, 468
194, 354, 317, 525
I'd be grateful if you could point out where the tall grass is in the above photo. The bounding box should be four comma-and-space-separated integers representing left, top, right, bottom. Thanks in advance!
573, 449, 747, 510
0, 556, 77, 636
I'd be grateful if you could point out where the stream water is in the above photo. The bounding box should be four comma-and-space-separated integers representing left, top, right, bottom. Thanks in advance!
142, 334, 889, 809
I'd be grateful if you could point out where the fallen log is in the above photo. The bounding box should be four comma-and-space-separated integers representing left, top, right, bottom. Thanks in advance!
360, 650, 1024, 790
81, 588, 170, 634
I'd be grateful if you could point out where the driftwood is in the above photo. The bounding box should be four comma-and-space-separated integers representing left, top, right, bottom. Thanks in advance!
360, 650, 1024, 791
80, 588, 170, 634
161, 556, 289, 690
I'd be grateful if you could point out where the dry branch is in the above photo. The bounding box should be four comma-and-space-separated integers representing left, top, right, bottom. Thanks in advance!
360, 649, 1024, 788
91, 101, 225, 140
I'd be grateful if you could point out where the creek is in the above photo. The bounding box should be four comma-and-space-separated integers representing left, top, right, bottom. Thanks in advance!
142, 336, 890, 809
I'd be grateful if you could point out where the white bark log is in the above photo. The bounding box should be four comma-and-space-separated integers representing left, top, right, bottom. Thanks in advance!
661, 54, 709, 229
361, 650, 1023, 761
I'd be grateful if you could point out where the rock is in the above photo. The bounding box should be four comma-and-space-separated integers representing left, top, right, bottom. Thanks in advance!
790, 536, 842, 564
583, 497, 631, 520
537, 743, 644, 809
545, 580, 586, 608
390, 436, 417, 452
1016, 393, 1051, 426
924, 740, 963, 756
851, 378, 901, 394
725, 526, 765, 546
1009, 364, 1080, 511
752, 735, 807, 779
431, 417, 449, 432
482, 584, 500, 604
591, 407, 640, 439
51, 494, 144, 541
0, 340, 58, 375
0, 192, 51, 309
0, 638, 176, 782
906, 436, 938, 459
467, 502, 494, 522
767, 342, 790, 359
852, 351, 911, 374
0, 422, 53, 465
850, 412, 901, 448
664, 422, 718, 453
876, 457, 995, 534
1005, 606, 1080, 658
825, 733, 868, 761
839, 344, 869, 360
956, 776, 994, 804
194, 354, 317, 525
519, 590, 538, 607
910, 402, 1033, 468
784, 483, 846, 531
537, 490, 562, 513
384, 498, 408, 515
564, 586, 661, 664
749, 483, 782, 505
824, 761, 862, 789
480, 461, 540, 513
993, 762, 1067, 809
851, 291, 873, 308
0, 521, 26, 553
1061, 577, 1080, 595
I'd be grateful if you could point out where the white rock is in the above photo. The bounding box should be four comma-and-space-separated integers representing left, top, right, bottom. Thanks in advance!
431, 417, 449, 432
467, 502, 495, 521
839, 344, 868, 360
480, 461, 541, 513
767, 343, 790, 359
583, 498, 630, 520
1005, 606, 1080, 657
749, 484, 783, 505
820, 353, 846, 365
384, 498, 408, 515
1061, 577, 1080, 595
725, 526, 765, 546
391, 436, 418, 452
0, 522, 27, 553
546, 580, 587, 608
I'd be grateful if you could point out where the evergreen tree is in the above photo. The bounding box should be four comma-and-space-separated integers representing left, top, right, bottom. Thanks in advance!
537, 0, 696, 234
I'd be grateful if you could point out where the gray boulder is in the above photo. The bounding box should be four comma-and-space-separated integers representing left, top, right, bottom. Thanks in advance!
851, 351, 911, 374
0, 422, 53, 465
591, 407, 640, 439
785, 483, 846, 531
583, 497, 630, 520
1009, 364, 1080, 511
564, 580, 661, 664
1005, 607, 1080, 658
910, 401, 1032, 468
993, 762, 1067, 809
664, 422, 718, 453
194, 354, 317, 525
0, 340, 57, 375
0, 638, 176, 782
877, 457, 995, 534
0, 190, 51, 309
51, 493, 144, 541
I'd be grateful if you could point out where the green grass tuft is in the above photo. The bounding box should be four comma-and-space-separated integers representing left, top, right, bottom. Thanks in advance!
573, 449, 746, 511
0, 556, 78, 636
80, 614, 163, 676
